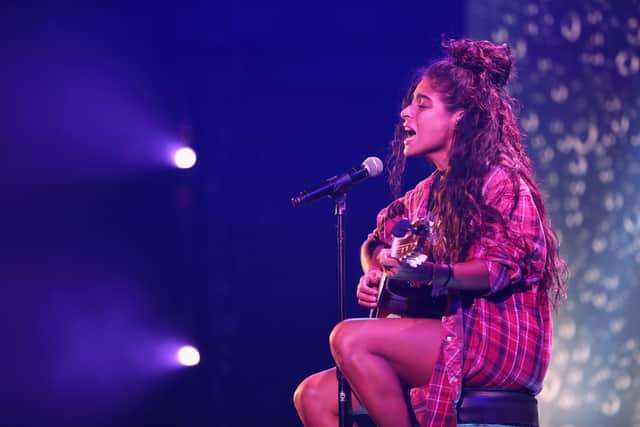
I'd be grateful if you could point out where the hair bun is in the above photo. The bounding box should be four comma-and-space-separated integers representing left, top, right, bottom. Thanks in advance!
444, 39, 513, 87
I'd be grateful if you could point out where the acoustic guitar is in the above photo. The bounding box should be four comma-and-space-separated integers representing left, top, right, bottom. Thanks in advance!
369, 218, 446, 319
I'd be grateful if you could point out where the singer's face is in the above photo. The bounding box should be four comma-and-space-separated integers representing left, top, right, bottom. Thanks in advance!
400, 78, 461, 167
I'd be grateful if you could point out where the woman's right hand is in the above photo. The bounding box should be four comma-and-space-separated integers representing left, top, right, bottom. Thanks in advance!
356, 269, 383, 308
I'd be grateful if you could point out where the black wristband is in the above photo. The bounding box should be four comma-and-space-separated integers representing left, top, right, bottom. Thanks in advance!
431, 264, 452, 297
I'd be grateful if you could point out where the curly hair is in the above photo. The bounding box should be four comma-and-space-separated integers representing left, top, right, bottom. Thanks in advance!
387, 39, 567, 308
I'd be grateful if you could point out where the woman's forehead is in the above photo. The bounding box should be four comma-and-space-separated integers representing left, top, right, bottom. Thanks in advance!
413, 78, 441, 100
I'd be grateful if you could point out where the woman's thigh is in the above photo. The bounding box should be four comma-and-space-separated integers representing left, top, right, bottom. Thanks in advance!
331, 317, 442, 387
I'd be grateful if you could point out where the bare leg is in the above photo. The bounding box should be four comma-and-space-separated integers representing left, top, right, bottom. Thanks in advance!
294, 367, 362, 427
330, 317, 441, 427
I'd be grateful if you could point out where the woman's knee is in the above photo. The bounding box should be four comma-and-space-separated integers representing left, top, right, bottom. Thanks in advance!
330, 319, 366, 366
293, 378, 307, 413
293, 370, 335, 414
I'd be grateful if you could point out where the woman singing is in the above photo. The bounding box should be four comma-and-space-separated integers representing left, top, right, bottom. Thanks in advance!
294, 38, 567, 427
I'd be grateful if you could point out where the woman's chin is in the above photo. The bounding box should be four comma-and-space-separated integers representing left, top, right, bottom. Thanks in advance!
403, 144, 418, 158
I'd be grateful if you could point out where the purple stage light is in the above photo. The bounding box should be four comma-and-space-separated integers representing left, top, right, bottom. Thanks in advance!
176, 345, 200, 367
173, 147, 197, 169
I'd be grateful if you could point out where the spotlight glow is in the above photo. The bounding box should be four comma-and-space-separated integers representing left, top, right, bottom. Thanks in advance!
173, 147, 197, 169
176, 345, 200, 367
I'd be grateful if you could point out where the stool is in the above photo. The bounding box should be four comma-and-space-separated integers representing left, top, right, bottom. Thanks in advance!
348, 388, 539, 427
457, 388, 539, 426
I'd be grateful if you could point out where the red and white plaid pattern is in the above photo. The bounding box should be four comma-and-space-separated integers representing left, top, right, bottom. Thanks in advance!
370, 167, 551, 426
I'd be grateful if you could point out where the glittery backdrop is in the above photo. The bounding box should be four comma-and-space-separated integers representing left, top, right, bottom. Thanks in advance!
467, 1, 640, 425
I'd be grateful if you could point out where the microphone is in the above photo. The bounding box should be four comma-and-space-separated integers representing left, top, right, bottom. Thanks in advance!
291, 156, 384, 207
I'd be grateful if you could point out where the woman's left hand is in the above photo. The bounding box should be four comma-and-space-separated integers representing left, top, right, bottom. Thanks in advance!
377, 248, 400, 275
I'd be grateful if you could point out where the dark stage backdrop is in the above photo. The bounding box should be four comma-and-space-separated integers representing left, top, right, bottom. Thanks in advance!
0, 2, 463, 427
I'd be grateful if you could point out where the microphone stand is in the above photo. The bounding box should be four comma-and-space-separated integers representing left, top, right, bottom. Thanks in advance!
332, 192, 352, 427
292, 158, 383, 426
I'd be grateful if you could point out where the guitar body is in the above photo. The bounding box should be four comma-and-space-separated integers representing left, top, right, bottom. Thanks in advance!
371, 275, 446, 319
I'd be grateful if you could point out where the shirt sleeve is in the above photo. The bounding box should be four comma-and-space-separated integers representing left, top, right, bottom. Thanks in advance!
471, 168, 547, 295
367, 198, 407, 247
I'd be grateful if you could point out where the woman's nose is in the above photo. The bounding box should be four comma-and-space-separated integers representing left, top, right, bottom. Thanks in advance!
400, 105, 412, 120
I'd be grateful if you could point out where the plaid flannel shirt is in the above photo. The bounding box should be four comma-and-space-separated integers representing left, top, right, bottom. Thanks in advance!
370, 166, 550, 426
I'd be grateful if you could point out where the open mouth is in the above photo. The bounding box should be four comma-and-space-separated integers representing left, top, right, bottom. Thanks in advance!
404, 127, 416, 142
